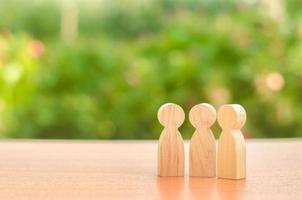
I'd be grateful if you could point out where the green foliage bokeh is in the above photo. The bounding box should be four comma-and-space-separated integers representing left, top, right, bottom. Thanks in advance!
0, 0, 302, 139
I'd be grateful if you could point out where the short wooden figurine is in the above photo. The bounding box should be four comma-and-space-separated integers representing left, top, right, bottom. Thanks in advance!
157, 103, 185, 177
189, 103, 216, 177
217, 104, 246, 179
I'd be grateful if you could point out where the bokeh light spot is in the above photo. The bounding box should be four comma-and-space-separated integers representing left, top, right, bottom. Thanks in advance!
265, 72, 285, 91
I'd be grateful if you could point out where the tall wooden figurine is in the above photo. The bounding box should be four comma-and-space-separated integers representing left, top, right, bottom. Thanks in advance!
157, 103, 185, 177
217, 104, 246, 179
189, 103, 216, 177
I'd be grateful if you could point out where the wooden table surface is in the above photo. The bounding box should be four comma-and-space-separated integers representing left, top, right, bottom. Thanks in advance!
0, 139, 301, 200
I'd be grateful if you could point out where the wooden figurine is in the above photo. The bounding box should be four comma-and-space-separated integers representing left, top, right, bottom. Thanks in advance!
157, 103, 185, 177
217, 104, 246, 179
189, 103, 216, 177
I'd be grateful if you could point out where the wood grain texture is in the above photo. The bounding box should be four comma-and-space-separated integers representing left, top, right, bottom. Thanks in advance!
157, 103, 185, 176
217, 104, 246, 179
189, 103, 216, 177
0, 139, 301, 200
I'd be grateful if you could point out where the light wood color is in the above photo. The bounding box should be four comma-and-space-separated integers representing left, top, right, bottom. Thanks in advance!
217, 104, 246, 179
0, 139, 301, 200
189, 103, 216, 177
157, 103, 185, 176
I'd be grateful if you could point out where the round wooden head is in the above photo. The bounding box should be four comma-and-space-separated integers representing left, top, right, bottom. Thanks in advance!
217, 104, 246, 130
189, 103, 216, 128
157, 103, 185, 128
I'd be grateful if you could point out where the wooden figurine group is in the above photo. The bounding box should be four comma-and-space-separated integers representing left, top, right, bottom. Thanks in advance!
157, 103, 246, 180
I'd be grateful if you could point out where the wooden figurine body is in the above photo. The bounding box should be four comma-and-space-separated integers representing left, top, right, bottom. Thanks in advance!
217, 104, 246, 179
157, 103, 185, 177
189, 103, 216, 177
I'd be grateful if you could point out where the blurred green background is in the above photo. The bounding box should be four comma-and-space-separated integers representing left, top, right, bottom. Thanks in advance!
0, 0, 301, 139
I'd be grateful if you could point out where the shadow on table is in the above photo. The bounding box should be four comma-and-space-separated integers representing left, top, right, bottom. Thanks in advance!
189, 178, 246, 200
189, 177, 216, 199
157, 177, 185, 200
216, 179, 246, 200
157, 177, 246, 199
